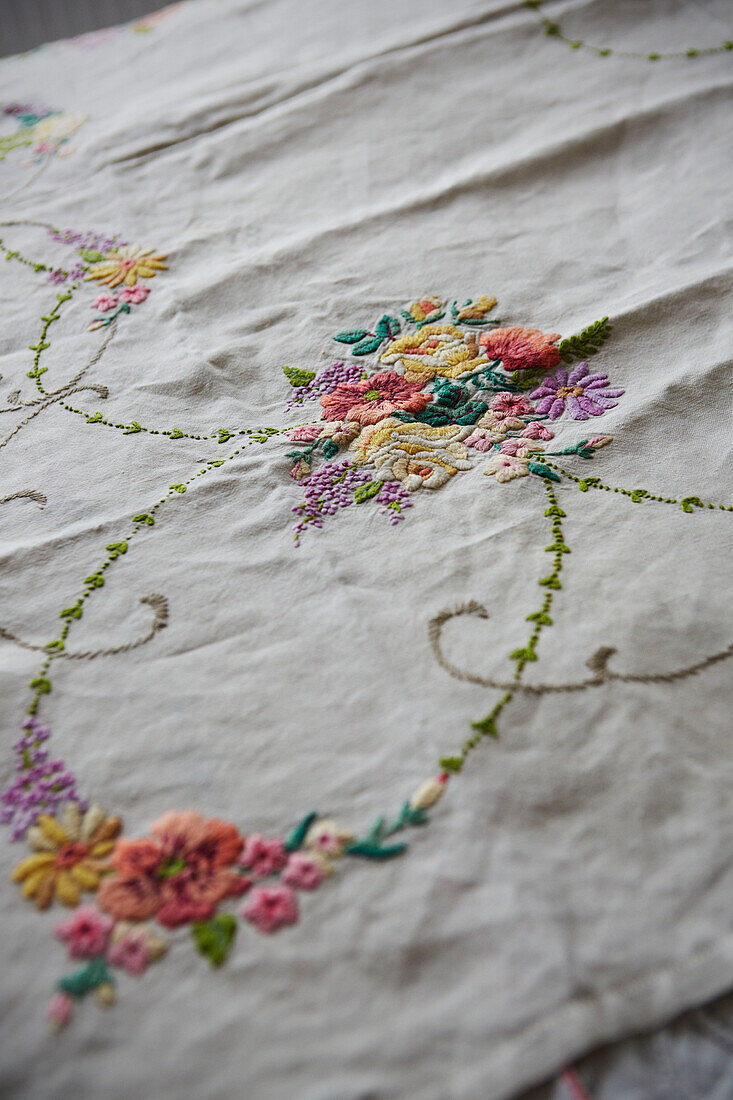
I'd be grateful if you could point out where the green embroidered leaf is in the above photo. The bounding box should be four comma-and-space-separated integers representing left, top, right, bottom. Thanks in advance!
207, 459, 225, 467
191, 915, 237, 968
60, 604, 83, 620
45, 639, 65, 652
29, 677, 51, 694
375, 315, 400, 340
539, 575, 562, 589
351, 335, 385, 356
680, 496, 704, 513
123, 421, 142, 435
169, 484, 187, 494
86, 412, 103, 423
84, 572, 105, 588
526, 611, 553, 625
439, 755, 464, 773
528, 462, 561, 481
169, 429, 185, 439
544, 542, 571, 554
132, 513, 155, 526
106, 542, 128, 555
354, 480, 383, 504
284, 811, 318, 852
322, 439, 339, 460
544, 505, 566, 517
78, 249, 106, 263
334, 330, 368, 344
58, 957, 113, 999
557, 317, 612, 363
282, 365, 316, 387
345, 840, 407, 860
577, 477, 600, 492
630, 489, 649, 503
470, 715, 499, 737
509, 647, 537, 662
217, 429, 233, 444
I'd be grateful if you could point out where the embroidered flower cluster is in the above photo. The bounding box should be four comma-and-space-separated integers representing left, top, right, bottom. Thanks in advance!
10, 776, 447, 1027
282, 298, 621, 540
0, 103, 86, 166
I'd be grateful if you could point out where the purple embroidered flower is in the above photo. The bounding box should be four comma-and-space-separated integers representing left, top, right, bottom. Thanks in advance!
286, 361, 364, 410
375, 480, 413, 525
0, 718, 86, 840
530, 362, 624, 421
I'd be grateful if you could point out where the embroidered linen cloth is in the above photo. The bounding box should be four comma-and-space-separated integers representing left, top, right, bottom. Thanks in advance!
1, 2, 732, 1097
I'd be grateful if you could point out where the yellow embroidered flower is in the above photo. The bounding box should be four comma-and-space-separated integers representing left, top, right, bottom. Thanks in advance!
350, 417, 473, 491
84, 244, 167, 289
379, 324, 485, 384
454, 295, 497, 323
403, 296, 444, 325
11, 802, 122, 910
33, 111, 86, 149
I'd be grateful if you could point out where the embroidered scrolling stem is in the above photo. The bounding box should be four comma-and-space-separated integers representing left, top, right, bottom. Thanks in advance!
545, 462, 733, 513
0, 595, 168, 659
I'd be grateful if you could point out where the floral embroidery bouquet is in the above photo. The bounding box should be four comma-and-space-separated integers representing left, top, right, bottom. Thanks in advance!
281, 297, 621, 542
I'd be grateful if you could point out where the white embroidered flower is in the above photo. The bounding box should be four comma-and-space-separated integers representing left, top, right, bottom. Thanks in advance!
350, 417, 473, 491
379, 324, 485, 384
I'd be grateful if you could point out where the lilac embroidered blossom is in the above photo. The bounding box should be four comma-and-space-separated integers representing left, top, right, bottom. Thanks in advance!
375, 480, 413, 525
46, 269, 68, 285
291, 461, 372, 544
531, 363, 624, 421
1, 719, 86, 840
46, 227, 126, 255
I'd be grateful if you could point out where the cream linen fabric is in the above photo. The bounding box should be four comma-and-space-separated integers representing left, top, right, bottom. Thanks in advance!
0, 2, 732, 1098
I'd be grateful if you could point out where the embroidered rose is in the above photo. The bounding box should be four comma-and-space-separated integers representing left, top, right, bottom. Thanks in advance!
96, 810, 246, 928
281, 852, 325, 891
350, 418, 473, 492
478, 326, 561, 372
530, 363, 624, 420
84, 244, 167, 289
403, 296, 444, 325
320, 371, 431, 426
11, 802, 122, 910
477, 409, 525, 433
239, 835, 288, 879
118, 284, 150, 304
483, 454, 533, 483
464, 427, 505, 452
379, 324, 485, 384
91, 293, 118, 312
55, 905, 114, 958
242, 884, 299, 933
285, 424, 322, 443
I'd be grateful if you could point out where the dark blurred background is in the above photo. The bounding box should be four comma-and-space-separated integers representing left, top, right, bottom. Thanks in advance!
0, 0, 168, 56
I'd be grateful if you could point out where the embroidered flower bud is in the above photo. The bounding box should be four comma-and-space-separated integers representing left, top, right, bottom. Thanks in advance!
47, 991, 73, 1029
588, 435, 613, 449
290, 458, 311, 481
93, 982, 116, 1008
409, 773, 449, 811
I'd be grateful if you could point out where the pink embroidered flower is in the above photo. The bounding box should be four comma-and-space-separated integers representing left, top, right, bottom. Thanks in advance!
290, 458, 311, 481
489, 391, 535, 417
118, 284, 150, 304
107, 921, 167, 975
320, 371, 432, 426
96, 810, 246, 929
465, 427, 504, 452
55, 905, 114, 958
477, 410, 525, 432
239, 835, 288, 879
281, 852, 324, 891
479, 327, 561, 373
521, 421, 554, 440
530, 363, 624, 420
483, 454, 531, 483
499, 439, 544, 458
242, 884, 299, 933
91, 293, 118, 312
285, 424, 322, 443
47, 991, 74, 1029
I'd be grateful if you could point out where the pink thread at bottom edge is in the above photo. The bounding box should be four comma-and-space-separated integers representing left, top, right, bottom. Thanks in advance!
560, 1067, 593, 1100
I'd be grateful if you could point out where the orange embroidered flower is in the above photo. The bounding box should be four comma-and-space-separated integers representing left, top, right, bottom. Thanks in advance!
478, 326, 561, 373
84, 244, 167, 288
454, 295, 497, 323
11, 803, 121, 910
96, 810, 246, 928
